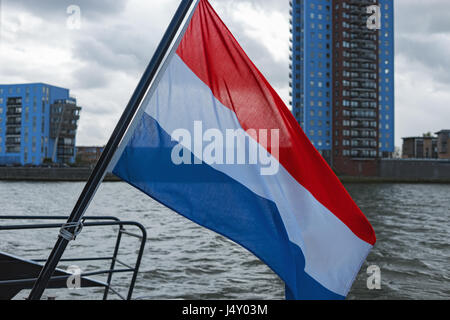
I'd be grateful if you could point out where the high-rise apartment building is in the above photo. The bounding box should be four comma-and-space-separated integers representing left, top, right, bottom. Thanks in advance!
0, 83, 81, 165
289, 0, 394, 175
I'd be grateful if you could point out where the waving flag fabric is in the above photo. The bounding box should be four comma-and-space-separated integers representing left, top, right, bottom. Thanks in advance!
112, 0, 376, 300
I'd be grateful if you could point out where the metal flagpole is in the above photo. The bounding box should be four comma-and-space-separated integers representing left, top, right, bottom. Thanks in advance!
28, 0, 196, 300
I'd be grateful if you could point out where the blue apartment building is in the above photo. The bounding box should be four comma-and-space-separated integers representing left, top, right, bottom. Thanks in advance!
290, 0, 395, 174
290, 0, 333, 161
0, 83, 81, 165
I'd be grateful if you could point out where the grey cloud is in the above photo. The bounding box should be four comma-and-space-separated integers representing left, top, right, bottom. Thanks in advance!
72, 63, 111, 89
4, 0, 127, 19
214, 0, 286, 12
397, 34, 450, 86
71, 32, 142, 74
396, 0, 450, 35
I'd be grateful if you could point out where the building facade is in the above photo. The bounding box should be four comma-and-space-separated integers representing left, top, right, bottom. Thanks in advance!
436, 130, 450, 159
76, 146, 104, 166
289, 0, 394, 175
0, 83, 81, 165
402, 136, 438, 159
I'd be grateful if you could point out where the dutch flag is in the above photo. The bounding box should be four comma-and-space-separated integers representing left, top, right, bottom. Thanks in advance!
111, 0, 376, 300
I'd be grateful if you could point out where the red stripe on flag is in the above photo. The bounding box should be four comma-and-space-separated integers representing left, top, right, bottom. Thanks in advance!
176, 0, 376, 245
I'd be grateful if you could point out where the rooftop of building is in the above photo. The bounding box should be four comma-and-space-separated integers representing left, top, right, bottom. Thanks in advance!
77, 146, 104, 149
402, 136, 438, 140
0, 82, 69, 91
403, 130, 450, 140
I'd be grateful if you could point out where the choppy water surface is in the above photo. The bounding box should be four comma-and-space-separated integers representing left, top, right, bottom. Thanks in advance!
0, 182, 448, 300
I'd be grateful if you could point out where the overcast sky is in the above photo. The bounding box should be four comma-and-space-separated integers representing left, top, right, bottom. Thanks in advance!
0, 0, 449, 147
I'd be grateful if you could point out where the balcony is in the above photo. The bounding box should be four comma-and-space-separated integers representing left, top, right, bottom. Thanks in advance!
5, 127, 21, 135
350, 149, 378, 159
6, 118, 22, 126
6, 98, 22, 105
350, 128, 377, 139
6, 107, 22, 116
351, 139, 377, 149
6, 146, 21, 154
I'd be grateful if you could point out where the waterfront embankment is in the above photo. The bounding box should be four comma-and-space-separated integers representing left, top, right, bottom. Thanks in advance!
0, 167, 120, 182
0, 158, 449, 183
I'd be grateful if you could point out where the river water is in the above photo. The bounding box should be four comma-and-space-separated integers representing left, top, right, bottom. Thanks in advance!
0, 181, 448, 300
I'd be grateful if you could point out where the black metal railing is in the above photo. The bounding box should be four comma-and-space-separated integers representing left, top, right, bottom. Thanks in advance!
0, 216, 146, 300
